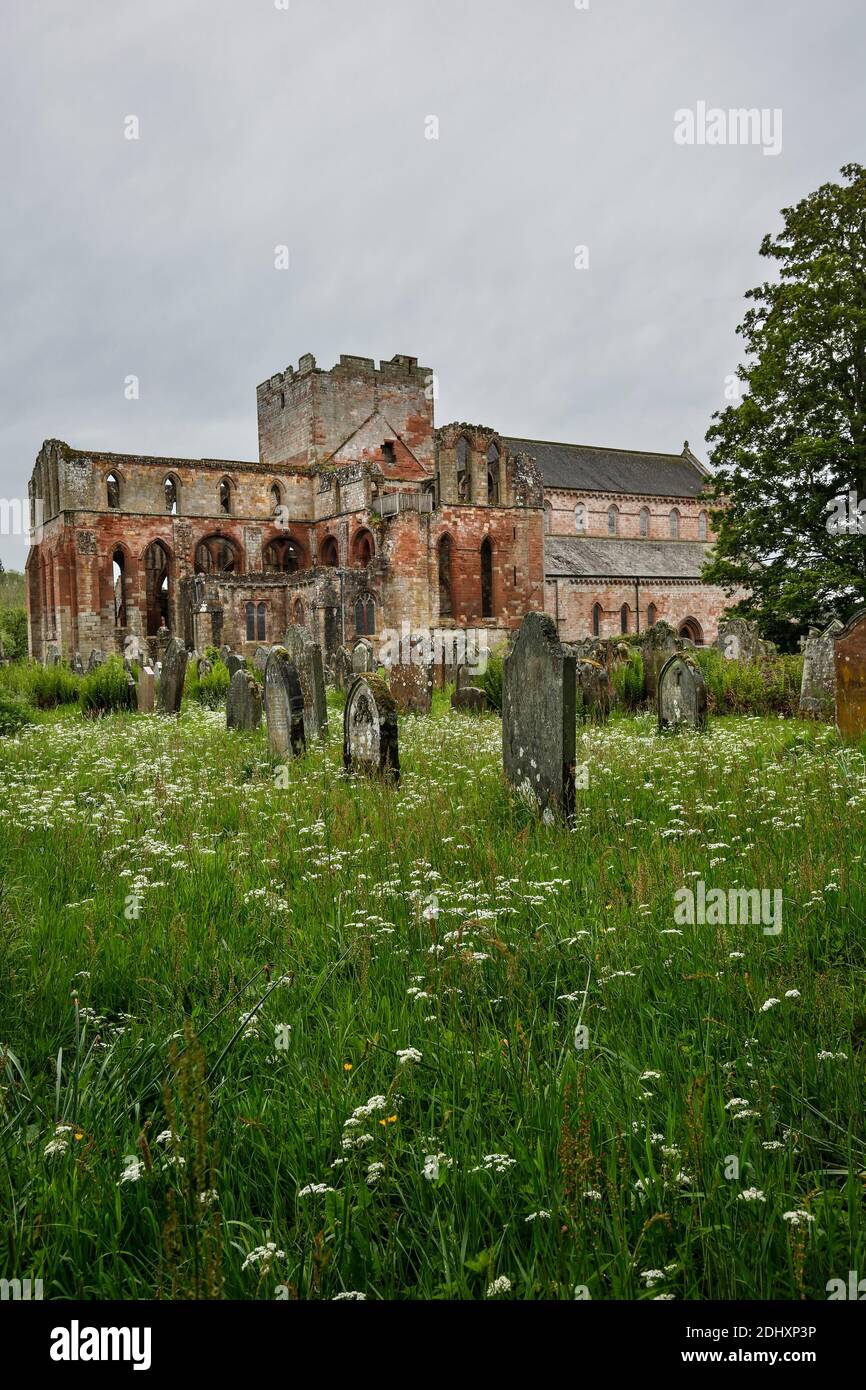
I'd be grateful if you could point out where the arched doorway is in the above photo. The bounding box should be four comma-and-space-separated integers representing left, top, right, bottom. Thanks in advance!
679, 618, 703, 644
143, 540, 171, 634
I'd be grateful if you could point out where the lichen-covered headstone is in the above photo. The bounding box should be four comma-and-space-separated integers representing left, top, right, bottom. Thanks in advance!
225, 653, 246, 678
834, 607, 866, 743
72, 651, 84, 676
282, 627, 328, 740
716, 619, 775, 663
227, 668, 262, 731
264, 648, 306, 758
352, 639, 373, 674
389, 659, 434, 715
157, 637, 188, 715
196, 657, 212, 679
331, 645, 352, 690
343, 675, 400, 781
45, 644, 60, 666
799, 619, 843, 717
572, 657, 611, 725
137, 666, 155, 713
657, 654, 708, 731
253, 645, 271, 674
502, 612, 576, 819
637, 622, 680, 699
451, 686, 487, 713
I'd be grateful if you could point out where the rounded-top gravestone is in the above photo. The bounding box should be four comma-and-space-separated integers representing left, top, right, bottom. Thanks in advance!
343, 674, 400, 782
657, 654, 708, 731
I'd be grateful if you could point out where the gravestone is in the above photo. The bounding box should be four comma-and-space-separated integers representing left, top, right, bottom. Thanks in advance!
637, 622, 680, 700
343, 675, 400, 782
227, 668, 262, 731
352, 639, 373, 674
72, 651, 84, 676
502, 612, 576, 819
137, 666, 155, 713
196, 657, 212, 679
123, 633, 146, 667
451, 686, 487, 714
219, 645, 232, 667
282, 627, 328, 740
716, 618, 775, 663
389, 658, 434, 715
657, 654, 708, 731
252, 646, 271, 674
799, 619, 843, 717
331, 645, 352, 690
834, 607, 866, 742
225, 653, 246, 678
45, 644, 60, 666
264, 648, 306, 758
157, 637, 188, 714
574, 658, 611, 725
87, 649, 105, 673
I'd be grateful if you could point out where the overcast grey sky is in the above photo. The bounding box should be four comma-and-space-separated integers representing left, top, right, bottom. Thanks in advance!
1, 0, 863, 569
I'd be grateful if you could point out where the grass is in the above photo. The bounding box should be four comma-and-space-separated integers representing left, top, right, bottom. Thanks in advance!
0, 693, 864, 1301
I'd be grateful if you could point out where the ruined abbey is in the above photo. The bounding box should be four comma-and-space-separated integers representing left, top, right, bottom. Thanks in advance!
25, 350, 730, 664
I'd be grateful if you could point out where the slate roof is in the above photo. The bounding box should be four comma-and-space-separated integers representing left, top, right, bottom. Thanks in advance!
545, 537, 712, 580
505, 437, 708, 497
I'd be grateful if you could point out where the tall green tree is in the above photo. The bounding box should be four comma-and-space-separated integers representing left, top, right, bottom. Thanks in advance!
703, 163, 866, 648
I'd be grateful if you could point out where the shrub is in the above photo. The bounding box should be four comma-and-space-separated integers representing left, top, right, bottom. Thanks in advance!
28, 664, 81, 709
692, 647, 804, 717
79, 656, 135, 716
611, 648, 645, 710
193, 661, 231, 708
0, 688, 32, 736
478, 646, 505, 712
0, 608, 28, 662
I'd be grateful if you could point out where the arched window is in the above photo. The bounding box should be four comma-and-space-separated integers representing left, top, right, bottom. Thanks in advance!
669, 508, 680, 539
112, 549, 126, 627
219, 478, 232, 515
607, 505, 618, 537
575, 503, 587, 534
195, 535, 240, 574
257, 602, 267, 641
592, 602, 602, 637
639, 507, 649, 538
487, 442, 500, 505
270, 483, 282, 512
480, 536, 493, 618
355, 596, 375, 636
647, 602, 658, 627
143, 540, 171, 635
620, 603, 630, 634
164, 475, 178, 515
319, 535, 339, 567
246, 602, 255, 642
456, 436, 471, 503
438, 534, 454, 617
263, 537, 302, 573
352, 528, 374, 569
106, 472, 120, 509
543, 500, 553, 534
698, 510, 708, 541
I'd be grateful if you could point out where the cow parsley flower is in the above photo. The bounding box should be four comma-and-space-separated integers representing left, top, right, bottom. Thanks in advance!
242, 1243, 285, 1271
486, 1276, 512, 1297
737, 1187, 766, 1202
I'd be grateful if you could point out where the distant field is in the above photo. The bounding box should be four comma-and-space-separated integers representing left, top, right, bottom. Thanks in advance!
0, 698, 864, 1300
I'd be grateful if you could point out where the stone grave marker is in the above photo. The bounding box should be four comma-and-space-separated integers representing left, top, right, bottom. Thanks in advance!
636, 622, 680, 699
352, 639, 373, 674
834, 607, 866, 742
451, 686, 487, 713
72, 651, 84, 676
657, 654, 708, 732
331, 645, 352, 690
196, 657, 212, 679
343, 674, 400, 782
137, 666, 155, 713
716, 618, 775, 663
389, 656, 434, 715
157, 637, 188, 714
87, 649, 105, 672
45, 644, 60, 666
574, 658, 611, 725
225, 653, 246, 678
282, 627, 328, 740
264, 648, 306, 758
799, 619, 843, 717
227, 668, 262, 731
502, 612, 576, 819
253, 645, 271, 673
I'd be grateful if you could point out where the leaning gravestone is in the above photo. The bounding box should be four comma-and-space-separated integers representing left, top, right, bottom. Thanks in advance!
657, 654, 708, 732
343, 674, 400, 782
137, 666, 155, 713
227, 668, 262, 731
352, 639, 373, 674
389, 657, 434, 715
799, 619, 843, 717
157, 637, 188, 714
834, 607, 866, 743
282, 627, 328, 740
264, 648, 306, 758
502, 612, 576, 819
451, 686, 487, 713
225, 653, 246, 678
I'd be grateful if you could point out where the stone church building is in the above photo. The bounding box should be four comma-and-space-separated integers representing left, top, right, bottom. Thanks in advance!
25, 350, 729, 665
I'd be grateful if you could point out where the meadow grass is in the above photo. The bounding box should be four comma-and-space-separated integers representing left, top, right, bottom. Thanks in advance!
0, 695, 864, 1300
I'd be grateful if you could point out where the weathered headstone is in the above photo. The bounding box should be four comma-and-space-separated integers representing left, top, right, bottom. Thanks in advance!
157, 637, 188, 714
219, 645, 232, 667
657, 654, 708, 731
137, 666, 155, 713
123, 633, 146, 666
343, 675, 400, 781
575, 658, 611, 725
252, 645, 271, 674
389, 658, 434, 715
264, 648, 306, 758
637, 622, 680, 700
196, 657, 213, 679
227, 668, 263, 731
331, 645, 352, 691
834, 607, 866, 742
87, 649, 105, 673
716, 618, 775, 663
451, 686, 487, 713
502, 612, 576, 819
72, 651, 84, 676
225, 653, 246, 678
45, 644, 60, 666
282, 627, 328, 740
352, 639, 373, 674
799, 619, 843, 717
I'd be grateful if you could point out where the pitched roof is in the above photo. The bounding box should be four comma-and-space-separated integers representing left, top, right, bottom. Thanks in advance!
545, 536, 711, 580
505, 437, 708, 497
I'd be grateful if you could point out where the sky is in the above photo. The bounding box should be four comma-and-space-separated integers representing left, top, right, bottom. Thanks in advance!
1, 0, 863, 570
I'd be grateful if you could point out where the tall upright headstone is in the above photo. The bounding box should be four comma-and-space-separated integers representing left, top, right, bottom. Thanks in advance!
253, 646, 271, 674
343, 675, 400, 782
264, 648, 306, 758
657, 654, 708, 731
834, 607, 866, 743
799, 619, 843, 717
716, 619, 775, 663
502, 612, 576, 819
352, 639, 373, 674
157, 637, 188, 714
227, 668, 263, 731
225, 653, 246, 678
574, 658, 611, 725
137, 665, 155, 713
282, 627, 328, 740
389, 658, 434, 715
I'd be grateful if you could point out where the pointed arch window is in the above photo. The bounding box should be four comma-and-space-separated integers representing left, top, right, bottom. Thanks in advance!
620, 603, 630, 634
257, 602, 267, 641
320, 535, 339, 568
219, 478, 232, 515
487, 441, 500, 505
639, 507, 649, 538
592, 602, 602, 637
355, 596, 375, 636
112, 549, 126, 627
456, 436, 471, 503
698, 510, 708, 541
246, 602, 255, 642
270, 483, 282, 512
607, 505, 618, 537
480, 536, 493, 618
669, 508, 680, 539
164, 476, 178, 515
106, 472, 120, 509
647, 602, 658, 627
438, 534, 454, 617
